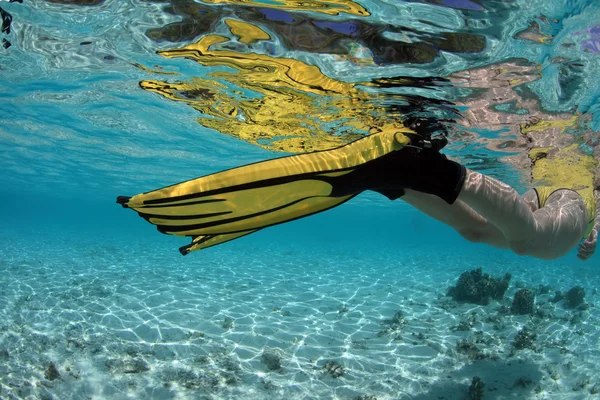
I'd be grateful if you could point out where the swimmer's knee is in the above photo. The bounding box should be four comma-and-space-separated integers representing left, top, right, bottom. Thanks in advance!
459, 229, 484, 243
508, 240, 531, 256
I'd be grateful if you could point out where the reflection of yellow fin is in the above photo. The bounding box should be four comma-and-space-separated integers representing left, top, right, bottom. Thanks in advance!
117, 130, 411, 254
225, 19, 270, 44
200, 0, 369, 16
141, 34, 408, 153
133, 63, 179, 76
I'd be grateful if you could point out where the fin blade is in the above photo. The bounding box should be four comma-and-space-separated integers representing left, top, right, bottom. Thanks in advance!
118, 130, 411, 252
160, 193, 356, 237
179, 230, 259, 255
126, 130, 408, 208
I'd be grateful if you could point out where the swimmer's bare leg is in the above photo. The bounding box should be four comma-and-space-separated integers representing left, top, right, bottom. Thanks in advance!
402, 189, 508, 248
457, 169, 588, 259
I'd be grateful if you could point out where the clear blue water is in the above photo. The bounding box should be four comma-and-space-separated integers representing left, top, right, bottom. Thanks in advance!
1, 0, 600, 399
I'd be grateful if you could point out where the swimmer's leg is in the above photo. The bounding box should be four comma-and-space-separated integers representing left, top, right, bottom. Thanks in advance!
402, 189, 508, 248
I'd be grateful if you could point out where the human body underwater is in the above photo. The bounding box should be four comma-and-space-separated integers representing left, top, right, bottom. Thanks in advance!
112, 0, 599, 260
117, 117, 600, 261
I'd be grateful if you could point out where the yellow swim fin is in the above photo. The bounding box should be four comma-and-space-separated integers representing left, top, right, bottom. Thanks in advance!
117, 129, 412, 254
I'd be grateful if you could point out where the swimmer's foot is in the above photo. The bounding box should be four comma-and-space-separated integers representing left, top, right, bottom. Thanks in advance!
402, 117, 466, 204
407, 149, 466, 204
329, 134, 465, 205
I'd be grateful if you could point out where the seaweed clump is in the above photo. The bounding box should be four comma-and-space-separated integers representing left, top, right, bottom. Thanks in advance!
511, 289, 535, 315
447, 268, 511, 305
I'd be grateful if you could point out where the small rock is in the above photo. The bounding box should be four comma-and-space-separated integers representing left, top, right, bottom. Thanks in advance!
546, 364, 560, 381
391, 311, 407, 325
222, 317, 234, 330
511, 289, 534, 315
513, 327, 537, 351
566, 286, 586, 309
550, 290, 564, 303
572, 377, 590, 391
106, 357, 150, 374
456, 339, 486, 361
447, 268, 511, 305
537, 284, 552, 295
514, 376, 533, 388
324, 360, 344, 378
222, 372, 239, 386
261, 378, 277, 390
451, 312, 478, 332
261, 349, 282, 371
123, 358, 150, 374
469, 376, 485, 400
45, 362, 60, 381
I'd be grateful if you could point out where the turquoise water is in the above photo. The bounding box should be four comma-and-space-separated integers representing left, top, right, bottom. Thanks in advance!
1, 0, 600, 399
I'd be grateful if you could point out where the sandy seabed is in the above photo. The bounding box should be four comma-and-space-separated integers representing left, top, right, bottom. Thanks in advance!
0, 230, 599, 400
